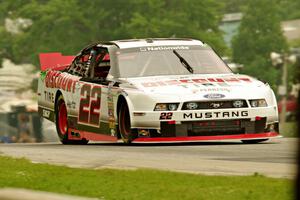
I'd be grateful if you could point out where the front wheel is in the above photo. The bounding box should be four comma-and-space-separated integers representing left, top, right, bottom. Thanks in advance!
118, 103, 136, 144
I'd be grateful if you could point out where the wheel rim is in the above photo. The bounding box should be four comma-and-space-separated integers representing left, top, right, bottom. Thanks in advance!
58, 101, 67, 135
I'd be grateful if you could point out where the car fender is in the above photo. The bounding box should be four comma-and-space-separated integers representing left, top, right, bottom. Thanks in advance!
116, 92, 135, 122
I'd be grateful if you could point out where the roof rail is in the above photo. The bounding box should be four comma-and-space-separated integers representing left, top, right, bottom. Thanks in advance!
114, 38, 198, 43
148, 38, 195, 41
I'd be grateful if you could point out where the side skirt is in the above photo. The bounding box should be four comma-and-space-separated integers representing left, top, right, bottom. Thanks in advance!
68, 128, 118, 142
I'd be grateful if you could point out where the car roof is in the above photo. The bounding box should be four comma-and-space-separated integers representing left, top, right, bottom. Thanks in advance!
110, 38, 204, 49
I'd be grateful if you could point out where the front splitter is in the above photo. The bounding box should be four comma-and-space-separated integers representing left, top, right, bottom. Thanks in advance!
132, 132, 281, 143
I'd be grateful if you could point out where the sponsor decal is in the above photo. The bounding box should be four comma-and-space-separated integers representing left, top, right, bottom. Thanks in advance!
67, 101, 76, 109
138, 129, 150, 137
204, 93, 225, 99
209, 102, 223, 108
44, 91, 55, 103
42, 109, 50, 118
198, 88, 231, 92
44, 70, 80, 93
40, 71, 47, 81
140, 46, 189, 52
110, 129, 116, 137
183, 111, 249, 119
141, 77, 251, 88
107, 81, 116, 135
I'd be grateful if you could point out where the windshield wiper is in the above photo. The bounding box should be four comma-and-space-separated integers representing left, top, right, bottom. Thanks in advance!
173, 50, 194, 74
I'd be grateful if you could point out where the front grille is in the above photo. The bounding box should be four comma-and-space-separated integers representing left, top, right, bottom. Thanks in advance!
182, 100, 248, 110
159, 118, 267, 137
182, 119, 249, 136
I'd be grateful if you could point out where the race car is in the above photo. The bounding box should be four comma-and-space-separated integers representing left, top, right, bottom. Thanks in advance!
37, 38, 280, 144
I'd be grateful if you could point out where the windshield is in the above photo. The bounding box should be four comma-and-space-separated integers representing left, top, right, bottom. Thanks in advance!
117, 46, 232, 78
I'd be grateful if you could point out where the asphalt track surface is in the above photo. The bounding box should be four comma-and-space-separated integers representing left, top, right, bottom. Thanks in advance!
0, 138, 298, 179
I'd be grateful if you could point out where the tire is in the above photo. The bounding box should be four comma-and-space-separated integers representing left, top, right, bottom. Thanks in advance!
242, 139, 268, 144
55, 95, 88, 145
118, 103, 136, 144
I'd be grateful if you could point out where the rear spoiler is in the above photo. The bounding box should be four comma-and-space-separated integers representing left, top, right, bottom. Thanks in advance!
39, 52, 75, 71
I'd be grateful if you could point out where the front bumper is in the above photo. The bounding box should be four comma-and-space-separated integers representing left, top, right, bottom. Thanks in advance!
131, 106, 278, 129
130, 105, 279, 143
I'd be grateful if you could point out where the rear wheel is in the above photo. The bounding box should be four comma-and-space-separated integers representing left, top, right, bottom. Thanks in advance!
56, 95, 69, 144
242, 139, 268, 144
118, 103, 136, 144
56, 95, 88, 145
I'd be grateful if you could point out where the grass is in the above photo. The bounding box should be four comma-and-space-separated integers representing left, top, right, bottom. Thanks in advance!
0, 156, 294, 200
280, 122, 298, 137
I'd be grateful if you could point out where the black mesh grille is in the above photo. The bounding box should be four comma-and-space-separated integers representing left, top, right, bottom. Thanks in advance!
183, 119, 249, 136
182, 100, 248, 110
158, 118, 267, 137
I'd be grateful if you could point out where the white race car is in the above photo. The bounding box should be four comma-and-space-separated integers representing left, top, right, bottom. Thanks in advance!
38, 38, 280, 144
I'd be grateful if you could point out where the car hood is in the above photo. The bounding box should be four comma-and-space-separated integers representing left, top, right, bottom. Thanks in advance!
120, 74, 271, 101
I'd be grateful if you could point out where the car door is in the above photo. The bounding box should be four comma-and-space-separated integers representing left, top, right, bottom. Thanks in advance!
71, 47, 112, 135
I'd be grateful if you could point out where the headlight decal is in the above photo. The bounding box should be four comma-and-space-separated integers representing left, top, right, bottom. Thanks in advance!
249, 99, 267, 107
154, 103, 179, 111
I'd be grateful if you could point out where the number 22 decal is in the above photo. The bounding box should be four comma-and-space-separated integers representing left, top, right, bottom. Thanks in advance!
78, 84, 101, 126
160, 112, 173, 120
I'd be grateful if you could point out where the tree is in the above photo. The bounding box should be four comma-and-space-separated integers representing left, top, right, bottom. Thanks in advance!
231, 0, 288, 88
277, 0, 300, 20
220, 0, 300, 21
0, 0, 227, 67
124, 0, 227, 54
219, 0, 248, 13
4, 0, 106, 64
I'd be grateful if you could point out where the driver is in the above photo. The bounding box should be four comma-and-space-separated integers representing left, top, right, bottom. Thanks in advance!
94, 52, 110, 80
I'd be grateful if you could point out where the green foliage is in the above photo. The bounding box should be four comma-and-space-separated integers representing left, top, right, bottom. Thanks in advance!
0, 0, 27, 25
219, 0, 248, 13
220, 0, 300, 21
0, 156, 294, 200
280, 122, 297, 137
277, 0, 300, 20
125, 0, 227, 53
5, 0, 101, 65
231, 0, 288, 88
0, 26, 14, 61
0, 0, 227, 67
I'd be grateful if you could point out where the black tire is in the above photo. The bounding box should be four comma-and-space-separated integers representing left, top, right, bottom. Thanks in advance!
118, 103, 136, 144
242, 139, 268, 144
55, 95, 88, 145
55, 95, 69, 144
